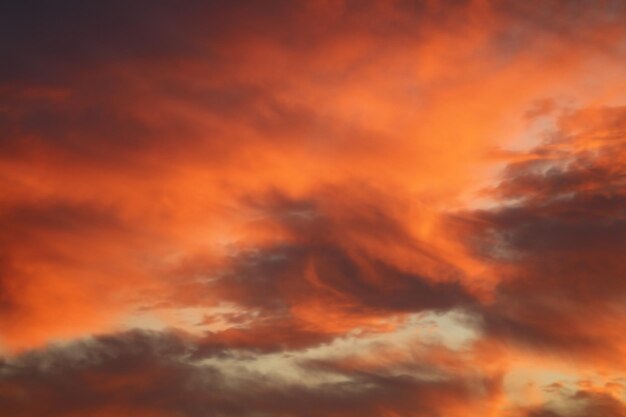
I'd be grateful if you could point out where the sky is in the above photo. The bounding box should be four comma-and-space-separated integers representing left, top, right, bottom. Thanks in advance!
1, 1, 626, 416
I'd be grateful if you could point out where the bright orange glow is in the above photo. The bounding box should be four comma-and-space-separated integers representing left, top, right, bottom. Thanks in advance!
1, 2, 626, 416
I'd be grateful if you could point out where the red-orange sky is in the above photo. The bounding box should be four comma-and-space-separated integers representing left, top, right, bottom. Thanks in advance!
2, 1, 626, 416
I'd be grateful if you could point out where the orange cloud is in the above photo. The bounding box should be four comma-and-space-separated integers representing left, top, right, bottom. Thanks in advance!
1, 1, 626, 416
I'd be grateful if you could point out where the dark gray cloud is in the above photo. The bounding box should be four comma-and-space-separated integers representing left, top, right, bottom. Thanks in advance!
169, 188, 478, 352
0, 329, 497, 417
460, 106, 626, 357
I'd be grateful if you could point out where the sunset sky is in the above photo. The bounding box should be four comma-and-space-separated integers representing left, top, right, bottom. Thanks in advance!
2, 1, 626, 416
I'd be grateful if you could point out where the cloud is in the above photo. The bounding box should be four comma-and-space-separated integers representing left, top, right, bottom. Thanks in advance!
157, 187, 482, 352
515, 387, 626, 417
0, 329, 500, 417
1, 1, 626, 415
462, 106, 626, 365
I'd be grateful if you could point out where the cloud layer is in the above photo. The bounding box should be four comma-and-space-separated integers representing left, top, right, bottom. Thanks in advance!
1, 1, 626, 416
